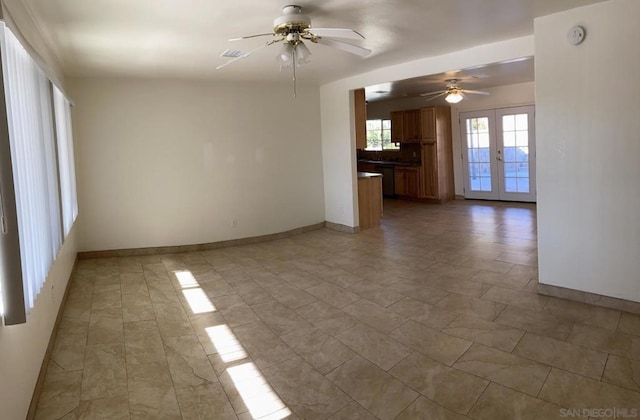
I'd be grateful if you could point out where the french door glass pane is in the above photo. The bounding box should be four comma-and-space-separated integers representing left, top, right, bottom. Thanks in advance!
466, 117, 492, 191
502, 113, 530, 193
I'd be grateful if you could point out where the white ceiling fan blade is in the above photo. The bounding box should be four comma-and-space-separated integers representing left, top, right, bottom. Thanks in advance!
229, 33, 274, 41
462, 89, 490, 95
420, 90, 446, 97
216, 40, 280, 70
424, 92, 447, 102
315, 37, 371, 57
307, 28, 364, 40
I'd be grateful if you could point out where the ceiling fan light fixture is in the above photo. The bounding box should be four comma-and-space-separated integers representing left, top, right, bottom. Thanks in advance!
295, 41, 311, 66
276, 43, 294, 67
445, 91, 464, 103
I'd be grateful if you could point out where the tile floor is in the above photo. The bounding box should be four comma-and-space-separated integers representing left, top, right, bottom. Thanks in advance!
35, 199, 640, 419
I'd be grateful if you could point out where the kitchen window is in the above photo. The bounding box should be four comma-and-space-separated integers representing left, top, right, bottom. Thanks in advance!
365, 119, 399, 151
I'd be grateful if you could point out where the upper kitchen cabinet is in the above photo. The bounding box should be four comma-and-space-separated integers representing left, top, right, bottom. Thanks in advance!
402, 109, 422, 142
390, 109, 421, 143
419, 106, 455, 202
421, 107, 436, 139
390, 111, 404, 142
354, 88, 367, 150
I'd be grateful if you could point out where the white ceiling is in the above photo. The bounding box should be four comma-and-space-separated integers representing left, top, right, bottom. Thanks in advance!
21, 0, 606, 86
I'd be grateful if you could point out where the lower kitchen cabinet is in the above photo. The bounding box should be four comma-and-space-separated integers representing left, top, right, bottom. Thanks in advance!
394, 167, 419, 198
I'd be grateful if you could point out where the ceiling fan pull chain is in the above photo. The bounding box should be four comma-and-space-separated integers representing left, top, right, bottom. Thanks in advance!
292, 45, 297, 98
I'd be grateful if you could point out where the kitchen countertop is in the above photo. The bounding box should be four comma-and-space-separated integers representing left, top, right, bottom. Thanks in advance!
357, 171, 383, 179
358, 159, 420, 167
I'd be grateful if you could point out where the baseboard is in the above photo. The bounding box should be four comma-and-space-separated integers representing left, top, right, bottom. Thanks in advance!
538, 283, 640, 315
27, 256, 79, 420
325, 221, 360, 233
78, 222, 328, 259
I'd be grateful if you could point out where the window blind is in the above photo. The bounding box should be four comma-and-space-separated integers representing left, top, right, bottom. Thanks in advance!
53, 85, 78, 237
0, 22, 62, 316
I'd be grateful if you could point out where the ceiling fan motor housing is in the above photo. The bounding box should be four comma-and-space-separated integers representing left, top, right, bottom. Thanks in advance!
273, 5, 311, 35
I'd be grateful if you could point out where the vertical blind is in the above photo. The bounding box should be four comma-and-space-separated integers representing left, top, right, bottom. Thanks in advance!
53, 85, 78, 238
0, 21, 77, 323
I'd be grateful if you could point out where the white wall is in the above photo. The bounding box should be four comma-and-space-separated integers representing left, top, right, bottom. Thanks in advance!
535, 0, 640, 300
320, 36, 535, 227
0, 3, 78, 419
365, 82, 536, 196
70, 78, 325, 252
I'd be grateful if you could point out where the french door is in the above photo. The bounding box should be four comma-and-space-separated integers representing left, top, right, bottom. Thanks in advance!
461, 106, 536, 202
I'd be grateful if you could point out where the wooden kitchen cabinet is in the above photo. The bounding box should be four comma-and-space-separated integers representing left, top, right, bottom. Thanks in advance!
418, 106, 455, 202
390, 111, 404, 142
358, 173, 383, 229
402, 109, 422, 142
354, 88, 367, 150
391, 109, 421, 143
394, 166, 420, 198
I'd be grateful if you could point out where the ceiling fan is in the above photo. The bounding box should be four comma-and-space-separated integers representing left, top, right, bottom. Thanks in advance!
216, 4, 371, 96
420, 79, 490, 104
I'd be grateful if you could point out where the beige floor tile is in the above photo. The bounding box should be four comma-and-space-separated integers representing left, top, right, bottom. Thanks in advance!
80, 343, 127, 401
122, 293, 155, 323
436, 293, 506, 321
163, 335, 217, 388
62, 297, 93, 322
470, 270, 531, 290
306, 282, 361, 308
146, 279, 180, 305
568, 323, 640, 360
341, 299, 407, 334
120, 273, 149, 297
618, 312, 640, 336
127, 362, 181, 419
454, 343, 550, 396
266, 283, 317, 309
389, 297, 459, 330
280, 326, 354, 374
295, 300, 359, 336
174, 382, 237, 420
124, 320, 166, 365
210, 294, 259, 328
481, 286, 548, 311
426, 275, 493, 298
469, 382, 564, 420
391, 320, 472, 366
50, 330, 87, 372
347, 280, 405, 308
397, 396, 470, 419
326, 356, 419, 420
251, 300, 312, 336
513, 332, 608, 380
231, 320, 296, 369
390, 352, 488, 414
35, 371, 83, 420
188, 312, 228, 355
336, 323, 410, 371
543, 297, 621, 330
602, 354, 640, 392
231, 280, 274, 307
442, 316, 525, 352
263, 356, 351, 419
494, 305, 574, 340
77, 396, 130, 420
386, 280, 450, 305
328, 401, 377, 419
538, 368, 640, 414
87, 307, 124, 345
91, 289, 122, 310
152, 302, 194, 338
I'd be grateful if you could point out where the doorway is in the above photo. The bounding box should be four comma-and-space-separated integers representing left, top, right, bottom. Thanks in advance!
460, 106, 536, 202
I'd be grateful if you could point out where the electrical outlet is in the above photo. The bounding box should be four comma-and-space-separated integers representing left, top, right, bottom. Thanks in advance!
51, 283, 55, 303
232, 219, 238, 228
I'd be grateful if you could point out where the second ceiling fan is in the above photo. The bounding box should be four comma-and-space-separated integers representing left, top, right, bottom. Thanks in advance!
420, 79, 490, 103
